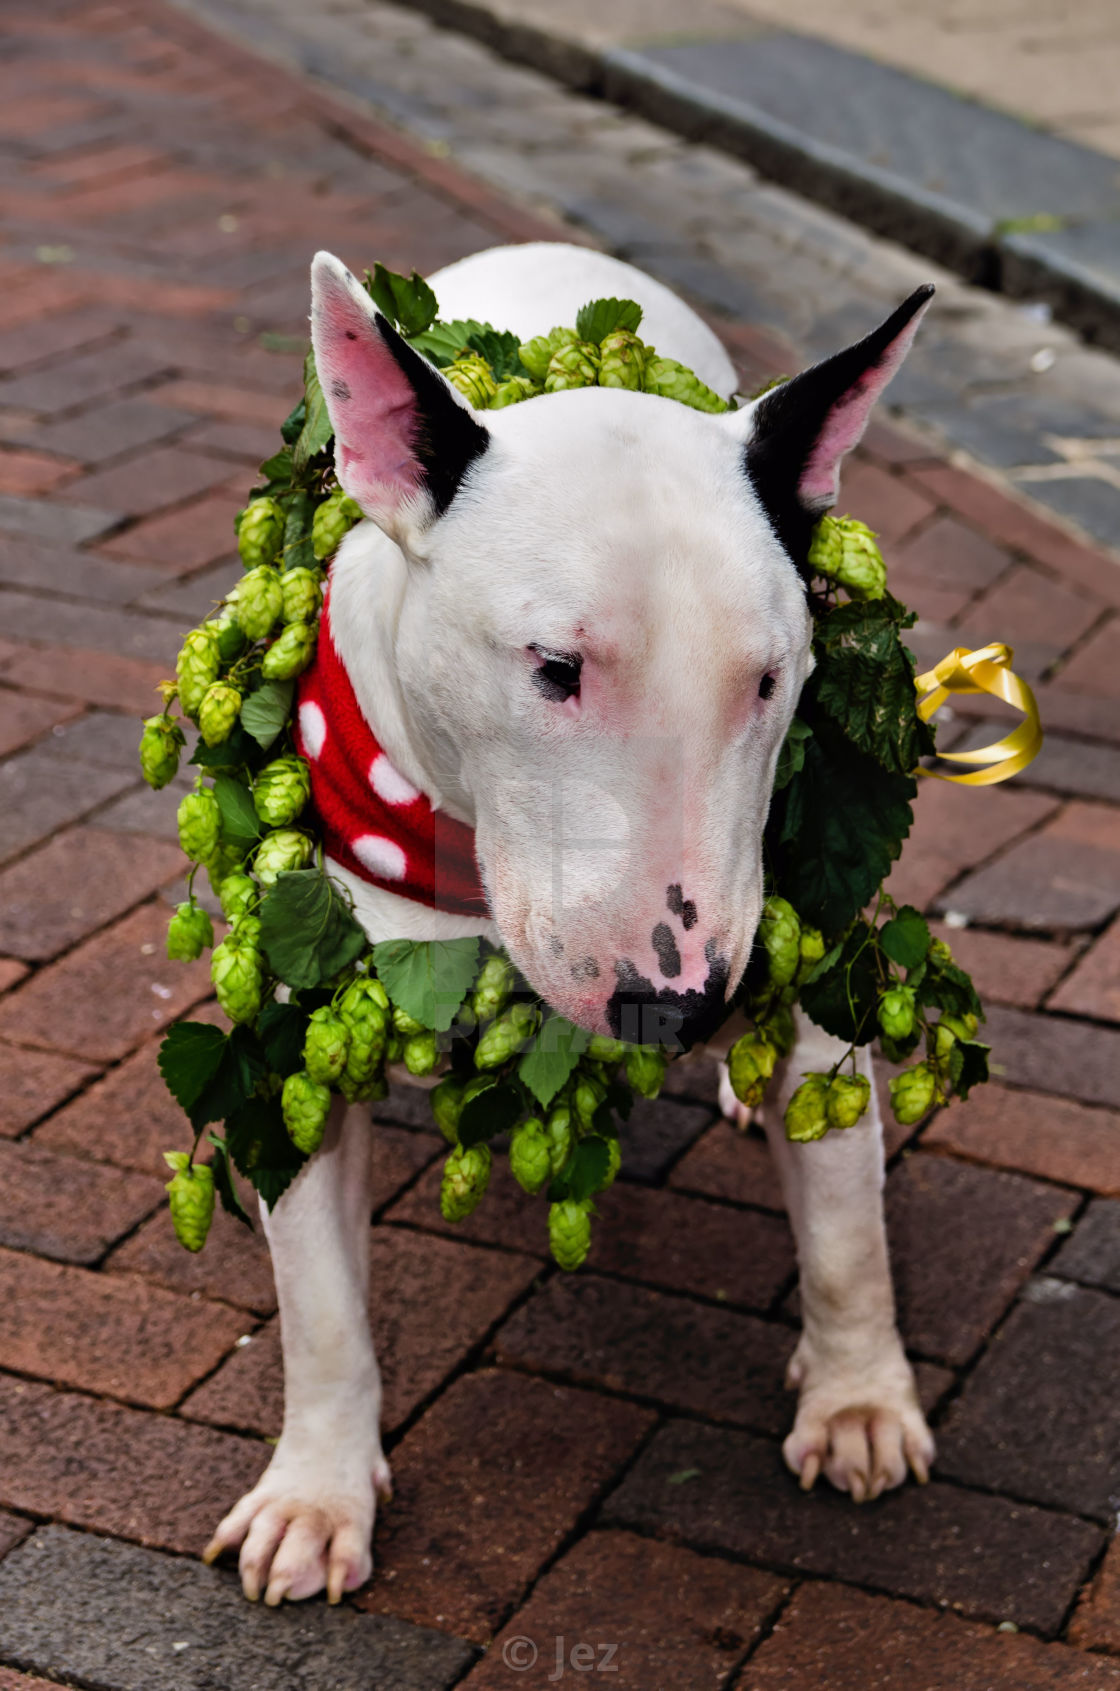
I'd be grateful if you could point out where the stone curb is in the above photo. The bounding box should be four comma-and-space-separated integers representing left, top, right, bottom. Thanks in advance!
381, 0, 1120, 352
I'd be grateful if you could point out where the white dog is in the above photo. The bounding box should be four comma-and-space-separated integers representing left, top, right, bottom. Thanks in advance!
203, 243, 936, 1605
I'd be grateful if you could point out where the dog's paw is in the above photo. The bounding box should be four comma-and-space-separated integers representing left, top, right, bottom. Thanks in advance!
203, 1451, 393, 1605
717, 1060, 752, 1130
782, 1338, 934, 1502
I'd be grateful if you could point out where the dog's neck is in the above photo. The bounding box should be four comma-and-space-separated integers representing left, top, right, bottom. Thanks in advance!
312, 526, 500, 949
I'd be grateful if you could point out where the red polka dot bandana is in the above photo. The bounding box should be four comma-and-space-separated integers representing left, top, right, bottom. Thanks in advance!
294, 587, 489, 917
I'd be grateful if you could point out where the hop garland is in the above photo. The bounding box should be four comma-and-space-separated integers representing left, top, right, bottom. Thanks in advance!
146, 263, 989, 1262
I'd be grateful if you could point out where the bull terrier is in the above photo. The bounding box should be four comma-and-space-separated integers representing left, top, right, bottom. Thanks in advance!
203, 241, 936, 1605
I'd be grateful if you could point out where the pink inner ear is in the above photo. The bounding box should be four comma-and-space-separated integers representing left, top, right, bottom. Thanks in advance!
312, 277, 424, 512
799, 316, 922, 507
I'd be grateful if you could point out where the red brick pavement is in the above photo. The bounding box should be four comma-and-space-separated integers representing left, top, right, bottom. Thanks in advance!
0, 0, 1118, 1683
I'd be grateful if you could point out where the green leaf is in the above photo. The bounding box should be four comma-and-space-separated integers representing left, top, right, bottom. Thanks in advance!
257, 999, 309, 1077
553, 1135, 611, 1203
213, 771, 262, 849
768, 721, 916, 935
190, 722, 260, 769
364, 263, 438, 337
772, 717, 812, 793
880, 906, 931, 971
518, 1015, 589, 1107
950, 1039, 990, 1099
258, 446, 293, 482
225, 1094, 304, 1205
240, 680, 295, 750
814, 598, 935, 776
259, 870, 367, 991
158, 1022, 226, 1116
458, 1080, 524, 1148
280, 397, 306, 446
371, 937, 480, 1033
799, 921, 880, 1045
915, 953, 983, 1023
575, 297, 643, 342
293, 350, 333, 474
206, 1132, 253, 1229
409, 318, 525, 380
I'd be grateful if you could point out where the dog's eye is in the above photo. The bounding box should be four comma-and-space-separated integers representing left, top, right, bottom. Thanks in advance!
759, 673, 777, 700
530, 645, 582, 703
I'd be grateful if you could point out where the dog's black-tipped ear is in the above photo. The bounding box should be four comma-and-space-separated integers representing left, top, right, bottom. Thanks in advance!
310, 250, 489, 533
742, 285, 934, 573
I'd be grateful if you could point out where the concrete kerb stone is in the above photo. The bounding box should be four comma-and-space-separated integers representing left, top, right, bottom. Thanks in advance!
339, 0, 1120, 352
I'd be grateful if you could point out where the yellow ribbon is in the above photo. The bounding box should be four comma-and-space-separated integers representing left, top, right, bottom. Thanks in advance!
913, 642, 1043, 786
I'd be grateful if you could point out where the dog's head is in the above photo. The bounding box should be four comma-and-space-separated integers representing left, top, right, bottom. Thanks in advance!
311, 252, 930, 1048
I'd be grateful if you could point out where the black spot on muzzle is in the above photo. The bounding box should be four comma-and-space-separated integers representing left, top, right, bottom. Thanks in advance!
606, 943, 730, 1053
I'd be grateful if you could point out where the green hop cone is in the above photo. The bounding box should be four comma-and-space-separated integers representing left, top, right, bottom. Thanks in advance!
139, 713, 185, 790
544, 340, 600, 393
303, 1006, 351, 1086
509, 1117, 551, 1194
392, 1005, 426, 1037
889, 1062, 938, 1127
598, 328, 646, 391
601, 1136, 622, 1189
471, 953, 515, 1022
166, 901, 214, 962
282, 1069, 332, 1154
237, 565, 284, 642
933, 1014, 976, 1064
807, 515, 887, 602
237, 497, 285, 570
445, 352, 498, 410
760, 895, 801, 989
762, 1003, 797, 1058
231, 912, 262, 951
176, 627, 220, 719
827, 1072, 872, 1131
218, 871, 256, 922
796, 924, 826, 985
430, 1074, 466, 1145
440, 1143, 492, 1223
253, 755, 311, 827
929, 937, 954, 965
311, 491, 362, 561
198, 682, 242, 748
261, 621, 315, 680
210, 932, 262, 1024
207, 607, 245, 666
281, 565, 323, 625
728, 1033, 778, 1111
549, 1198, 592, 1271
784, 1074, 831, 1144
490, 376, 539, 408
546, 1103, 574, 1177
254, 829, 312, 885
163, 1152, 215, 1253
404, 1031, 438, 1076
518, 326, 578, 382
587, 1034, 627, 1065
573, 1069, 607, 1131
338, 979, 389, 1097
643, 354, 730, 413
879, 987, 916, 1043
474, 1001, 538, 1070
177, 788, 221, 863
205, 842, 243, 898
625, 1045, 666, 1099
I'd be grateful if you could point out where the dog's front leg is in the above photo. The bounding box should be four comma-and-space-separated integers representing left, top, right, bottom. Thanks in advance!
203, 1098, 390, 1604
750, 1016, 935, 1500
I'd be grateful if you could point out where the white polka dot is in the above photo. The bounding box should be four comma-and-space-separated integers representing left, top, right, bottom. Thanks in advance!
369, 752, 420, 807
298, 700, 326, 759
352, 833, 407, 880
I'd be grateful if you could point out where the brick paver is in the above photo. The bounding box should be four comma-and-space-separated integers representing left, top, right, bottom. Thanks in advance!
0, 0, 1118, 1684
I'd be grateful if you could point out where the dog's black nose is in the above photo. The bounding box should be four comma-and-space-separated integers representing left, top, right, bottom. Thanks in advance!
606, 951, 730, 1053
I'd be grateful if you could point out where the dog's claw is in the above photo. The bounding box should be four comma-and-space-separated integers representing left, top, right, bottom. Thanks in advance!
799, 1451, 821, 1492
